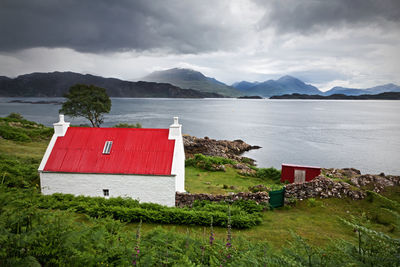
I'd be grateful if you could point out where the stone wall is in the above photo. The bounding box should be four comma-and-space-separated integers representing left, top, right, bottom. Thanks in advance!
177, 170, 400, 207
175, 192, 269, 207
284, 176, 366, 201
350, 174, 400, 193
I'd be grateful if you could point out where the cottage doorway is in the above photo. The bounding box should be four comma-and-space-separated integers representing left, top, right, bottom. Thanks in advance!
294, 170, 306, 183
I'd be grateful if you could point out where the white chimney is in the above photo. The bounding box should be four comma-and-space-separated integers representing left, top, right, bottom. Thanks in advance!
53, 114, 70, 136
168, 116, 182, 140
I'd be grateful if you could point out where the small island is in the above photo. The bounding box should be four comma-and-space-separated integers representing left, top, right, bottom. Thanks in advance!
237, 95, 263, 99
270, 91, 400, 100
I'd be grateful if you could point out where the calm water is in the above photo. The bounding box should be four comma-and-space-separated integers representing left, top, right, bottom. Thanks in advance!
1, 97, 399, 175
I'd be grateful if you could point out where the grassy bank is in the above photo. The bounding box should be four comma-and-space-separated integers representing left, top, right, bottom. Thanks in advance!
1, 115, 400, 265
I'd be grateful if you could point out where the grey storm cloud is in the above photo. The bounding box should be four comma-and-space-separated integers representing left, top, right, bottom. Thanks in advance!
0, 0, 244, 53
258, 0, 400, 33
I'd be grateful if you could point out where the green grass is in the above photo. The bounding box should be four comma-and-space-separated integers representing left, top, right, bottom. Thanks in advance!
1, 115, 400, 251
0, 138, 48, 160
185, 166, 269, 194
124, 187, 400, 248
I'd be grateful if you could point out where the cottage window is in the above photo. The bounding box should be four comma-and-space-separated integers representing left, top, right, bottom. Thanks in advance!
103, 189, 109, 197
102, 141, 113, 154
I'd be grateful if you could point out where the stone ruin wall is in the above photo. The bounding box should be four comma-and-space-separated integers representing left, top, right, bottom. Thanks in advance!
284, 176, 366, 201
175, 192, 269, 207
176, 170, 400, 207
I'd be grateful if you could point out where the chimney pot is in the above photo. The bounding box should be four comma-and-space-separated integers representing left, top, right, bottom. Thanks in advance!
54, 114, 70, 136
169, 116, 182, 140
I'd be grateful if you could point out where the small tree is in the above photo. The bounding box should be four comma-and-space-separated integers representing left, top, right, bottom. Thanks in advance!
60, 84, 111, 127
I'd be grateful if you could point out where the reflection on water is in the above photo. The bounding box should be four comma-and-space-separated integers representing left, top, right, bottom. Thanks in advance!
1, 97, 399, 175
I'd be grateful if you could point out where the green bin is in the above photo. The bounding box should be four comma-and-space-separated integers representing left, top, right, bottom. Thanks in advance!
269, 187, 285, 208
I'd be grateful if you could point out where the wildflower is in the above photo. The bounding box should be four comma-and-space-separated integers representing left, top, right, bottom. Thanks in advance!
225, 207, 233, 262
226, 207, 232, 247
209, 216, 214, 246
132, 219, 142, 266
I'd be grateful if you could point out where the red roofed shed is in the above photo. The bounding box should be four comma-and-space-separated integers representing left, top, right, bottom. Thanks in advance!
281, 164, 321, 184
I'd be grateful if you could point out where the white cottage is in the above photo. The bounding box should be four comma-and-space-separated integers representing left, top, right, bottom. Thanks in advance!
38, 115, 185, 207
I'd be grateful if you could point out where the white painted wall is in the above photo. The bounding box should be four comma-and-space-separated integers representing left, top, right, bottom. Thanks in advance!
40, 172, 177, 207
38, 114, 70, 171
168, 117, 185, 192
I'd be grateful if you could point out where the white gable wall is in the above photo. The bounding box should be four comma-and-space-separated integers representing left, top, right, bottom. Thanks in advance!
38, 114, 70, 171
40, 172, 176, 207
171, 138, 185, 192
168, 117, 185, 192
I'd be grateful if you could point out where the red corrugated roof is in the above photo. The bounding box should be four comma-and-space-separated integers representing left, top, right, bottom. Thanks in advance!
44, 127, 175, 175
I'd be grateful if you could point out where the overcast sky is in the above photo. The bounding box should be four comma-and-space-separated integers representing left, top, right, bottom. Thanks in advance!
1, 0, 399, 91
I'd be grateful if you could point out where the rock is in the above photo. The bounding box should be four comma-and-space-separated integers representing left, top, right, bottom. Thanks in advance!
183, 135, 261, 164
248, 184, 269, 193
284, 176, 367, 201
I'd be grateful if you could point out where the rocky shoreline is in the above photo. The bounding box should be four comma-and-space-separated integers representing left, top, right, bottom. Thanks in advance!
181, 135, 400, 203
183, 135, 261, 164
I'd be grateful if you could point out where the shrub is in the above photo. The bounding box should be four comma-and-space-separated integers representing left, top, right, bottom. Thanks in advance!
0, 154, 40, 188
7, 112, 24, 120
248, 184, 268, 193
36, 193, 262, 229
255, 167, 281, 181
0, 116, 53, 142
0, 126, 31, 142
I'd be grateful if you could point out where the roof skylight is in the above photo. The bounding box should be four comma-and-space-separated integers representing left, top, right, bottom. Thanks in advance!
102, 141, 113, 154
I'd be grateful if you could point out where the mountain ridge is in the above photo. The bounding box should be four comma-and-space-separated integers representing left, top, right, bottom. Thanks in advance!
0, 71, 224, 98
232, 76, 400, 97
232, 75, 322, 97
323, 83, 400, 96
142, 68, 241, 97
270, 92, 400, 100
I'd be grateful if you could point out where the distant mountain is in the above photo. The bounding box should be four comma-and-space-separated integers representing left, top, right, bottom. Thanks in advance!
324, 83, 400, 96
0, 72, 224, 98
231, 81, 259, 91
142, 68, 241, 97
234, 75, 322, 97
270, 92, 400, 100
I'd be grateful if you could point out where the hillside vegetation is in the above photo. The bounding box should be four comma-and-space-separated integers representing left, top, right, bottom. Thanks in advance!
0, 72, 223, 98
1, 115, 399, 266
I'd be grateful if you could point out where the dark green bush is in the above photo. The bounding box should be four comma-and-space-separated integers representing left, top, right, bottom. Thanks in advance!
0, 154, 40, 188
1, 187, 399, 266
255, 167, 281, 182
0, 126, 31, 142
192, 200, 266, 214
7, 112, 24, 120
0, 116, 53, 142
36, 193, 262, 229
